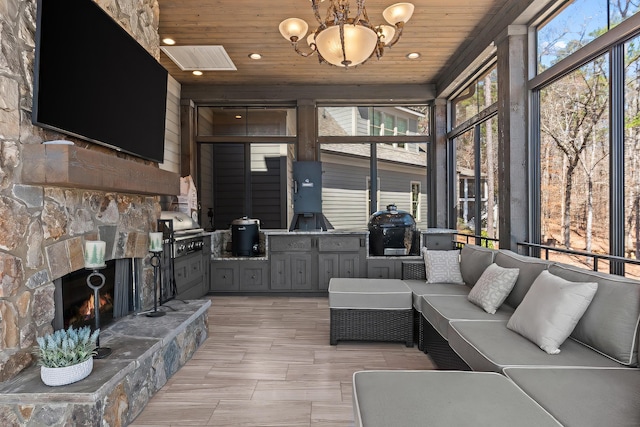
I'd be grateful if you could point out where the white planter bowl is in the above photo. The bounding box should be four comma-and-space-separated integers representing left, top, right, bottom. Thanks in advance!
40, 357, 93, 386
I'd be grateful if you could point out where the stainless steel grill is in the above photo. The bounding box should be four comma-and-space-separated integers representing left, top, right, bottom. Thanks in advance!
159, 212, 205, 258
157, 211, 208, 303
173, 229, 205, 257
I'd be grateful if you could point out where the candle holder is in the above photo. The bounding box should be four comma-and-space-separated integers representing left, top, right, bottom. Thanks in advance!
146, 251, 166, 317
85, 267, 112, 359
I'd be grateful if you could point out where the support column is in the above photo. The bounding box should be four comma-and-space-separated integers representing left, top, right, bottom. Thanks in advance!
429, 99, 449, 228
180, 99, 197, 177
297, 99, 318, 161
497, 25, 528, 251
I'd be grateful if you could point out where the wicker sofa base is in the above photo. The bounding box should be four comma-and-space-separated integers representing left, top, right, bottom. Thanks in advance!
413, 309, 424, 351
330, 308, 413, 347
421, 316, 471, 370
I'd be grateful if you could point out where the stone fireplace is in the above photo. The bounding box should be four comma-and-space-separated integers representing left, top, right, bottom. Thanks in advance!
0, 0, 180, 384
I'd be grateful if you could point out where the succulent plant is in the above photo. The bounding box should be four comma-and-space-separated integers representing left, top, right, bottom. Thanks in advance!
34, 326, 99, 368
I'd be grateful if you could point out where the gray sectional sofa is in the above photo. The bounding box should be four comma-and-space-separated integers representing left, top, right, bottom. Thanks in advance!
353, 244, 640, 426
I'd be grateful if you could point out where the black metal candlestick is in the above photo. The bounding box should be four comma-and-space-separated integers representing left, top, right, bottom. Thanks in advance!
146, 251, 166, 317
86, 268, 112, 359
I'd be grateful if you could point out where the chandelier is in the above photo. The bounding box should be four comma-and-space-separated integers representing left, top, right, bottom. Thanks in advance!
278, 0, 414, 68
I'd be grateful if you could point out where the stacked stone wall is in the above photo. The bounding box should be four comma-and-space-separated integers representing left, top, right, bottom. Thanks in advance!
0, 0, 162, 382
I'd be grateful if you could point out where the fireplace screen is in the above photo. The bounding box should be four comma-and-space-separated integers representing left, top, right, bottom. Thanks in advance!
53, 259, 137, 331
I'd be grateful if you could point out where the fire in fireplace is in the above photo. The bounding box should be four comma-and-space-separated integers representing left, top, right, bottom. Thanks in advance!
53, 259, 139, 331
69, 287, 114, 329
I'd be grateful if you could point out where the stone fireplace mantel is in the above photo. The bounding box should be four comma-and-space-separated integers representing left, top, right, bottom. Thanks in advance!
21, 144, 179, 196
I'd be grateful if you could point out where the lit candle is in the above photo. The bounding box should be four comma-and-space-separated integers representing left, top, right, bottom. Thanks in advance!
84, 240, 106, 268
149, 232, 164, 252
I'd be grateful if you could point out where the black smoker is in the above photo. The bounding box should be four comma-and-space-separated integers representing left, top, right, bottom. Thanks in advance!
368, 204, 416, 256
231, 217, 260, 256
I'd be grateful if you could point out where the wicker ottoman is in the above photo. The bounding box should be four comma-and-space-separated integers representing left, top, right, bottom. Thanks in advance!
328, 278, 413, 346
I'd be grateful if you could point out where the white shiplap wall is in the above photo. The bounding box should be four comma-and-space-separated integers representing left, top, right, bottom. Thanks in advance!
159, 75, 180, 173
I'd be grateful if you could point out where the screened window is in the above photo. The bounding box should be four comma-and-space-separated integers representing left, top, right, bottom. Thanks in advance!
319, 106, 429, 137
197, 107, 297, 136
539, 55, 610, 269
367, 177, 380, 214
450, 59, 499, 245
537, 0, 640, 74
451, 65, 497, 127
624, 34, 640, 278
411, 182, 421, 220
384, 114, 395, 135
397, 118, 408, 135
321, 142, 428, 230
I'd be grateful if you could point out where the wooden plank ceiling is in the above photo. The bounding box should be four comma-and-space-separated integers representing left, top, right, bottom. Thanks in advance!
157, 0, 509, 86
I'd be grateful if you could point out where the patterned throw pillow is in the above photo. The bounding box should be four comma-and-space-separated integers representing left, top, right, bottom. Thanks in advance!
467, 263, 520, 314
422, 248, 464, 284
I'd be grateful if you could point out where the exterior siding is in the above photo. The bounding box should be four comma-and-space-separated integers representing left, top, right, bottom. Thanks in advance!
213, 144, 245, 229
251, 144, 285, 229
322, 152, 428, 230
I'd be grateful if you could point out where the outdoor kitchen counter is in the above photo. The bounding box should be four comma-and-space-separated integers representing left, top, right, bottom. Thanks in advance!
208, 229, 455, 294
210, 230, 367, 293
209, 229, 369, 261
209, 228, 455, 261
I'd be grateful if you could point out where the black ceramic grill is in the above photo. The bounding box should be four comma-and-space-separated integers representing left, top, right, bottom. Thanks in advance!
368, 204, 416, 256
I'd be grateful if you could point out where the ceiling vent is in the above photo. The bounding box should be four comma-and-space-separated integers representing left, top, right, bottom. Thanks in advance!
160, 45, 237, 71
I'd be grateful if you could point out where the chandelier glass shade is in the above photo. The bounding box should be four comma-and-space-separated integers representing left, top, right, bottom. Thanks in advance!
279, 1, 414, 68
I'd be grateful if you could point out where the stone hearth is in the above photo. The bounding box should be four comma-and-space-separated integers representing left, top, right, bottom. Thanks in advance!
0, 299, 210, 426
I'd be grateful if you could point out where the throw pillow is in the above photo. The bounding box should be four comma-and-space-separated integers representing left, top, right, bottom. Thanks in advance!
422, 248, 464, 284
506, 270, 598, 355
467, 263, 520, 314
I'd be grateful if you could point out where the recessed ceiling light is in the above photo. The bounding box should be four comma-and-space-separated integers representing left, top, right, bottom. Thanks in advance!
235, 115, 242, 119
192, 70, 203, 76
406, 52, 421, 60
162, 38, 176, 45
249, 53, 262, 60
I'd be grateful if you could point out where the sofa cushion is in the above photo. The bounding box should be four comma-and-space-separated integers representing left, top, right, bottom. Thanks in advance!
422, 248, 464, 284
421, 295, 513, 339
549, 263, 640, 366
459, 244, 497, 286
504, 367, 640, 427
468, 263, 519, 314
403, 280, 470, 312
447, 320, 623, 372
328, 279, 412, 309
494, 250, 552, 308
506, 270, 597, 354
353, 370, 562, 427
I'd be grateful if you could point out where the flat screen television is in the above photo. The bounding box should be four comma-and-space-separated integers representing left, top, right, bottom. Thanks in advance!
33, 0, 168, 163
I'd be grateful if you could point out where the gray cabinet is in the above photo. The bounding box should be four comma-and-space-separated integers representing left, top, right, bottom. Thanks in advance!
366, 256, 422, 279
202, 235, 211, 294
367, 258, 399, 279
271, 252, 313, 290
212, 232, 368, 294
422, 230, 456, 250
211, 261, 239, 291
318, 253, 361, 290
174, 252, 207, 299
211, 259, 270, 292
240, 261, 269, 291
269, 236, 315, 291
317, 235, 365, 290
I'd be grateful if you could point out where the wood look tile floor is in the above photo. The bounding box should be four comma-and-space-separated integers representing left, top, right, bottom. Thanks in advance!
131, 296, 436, 426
